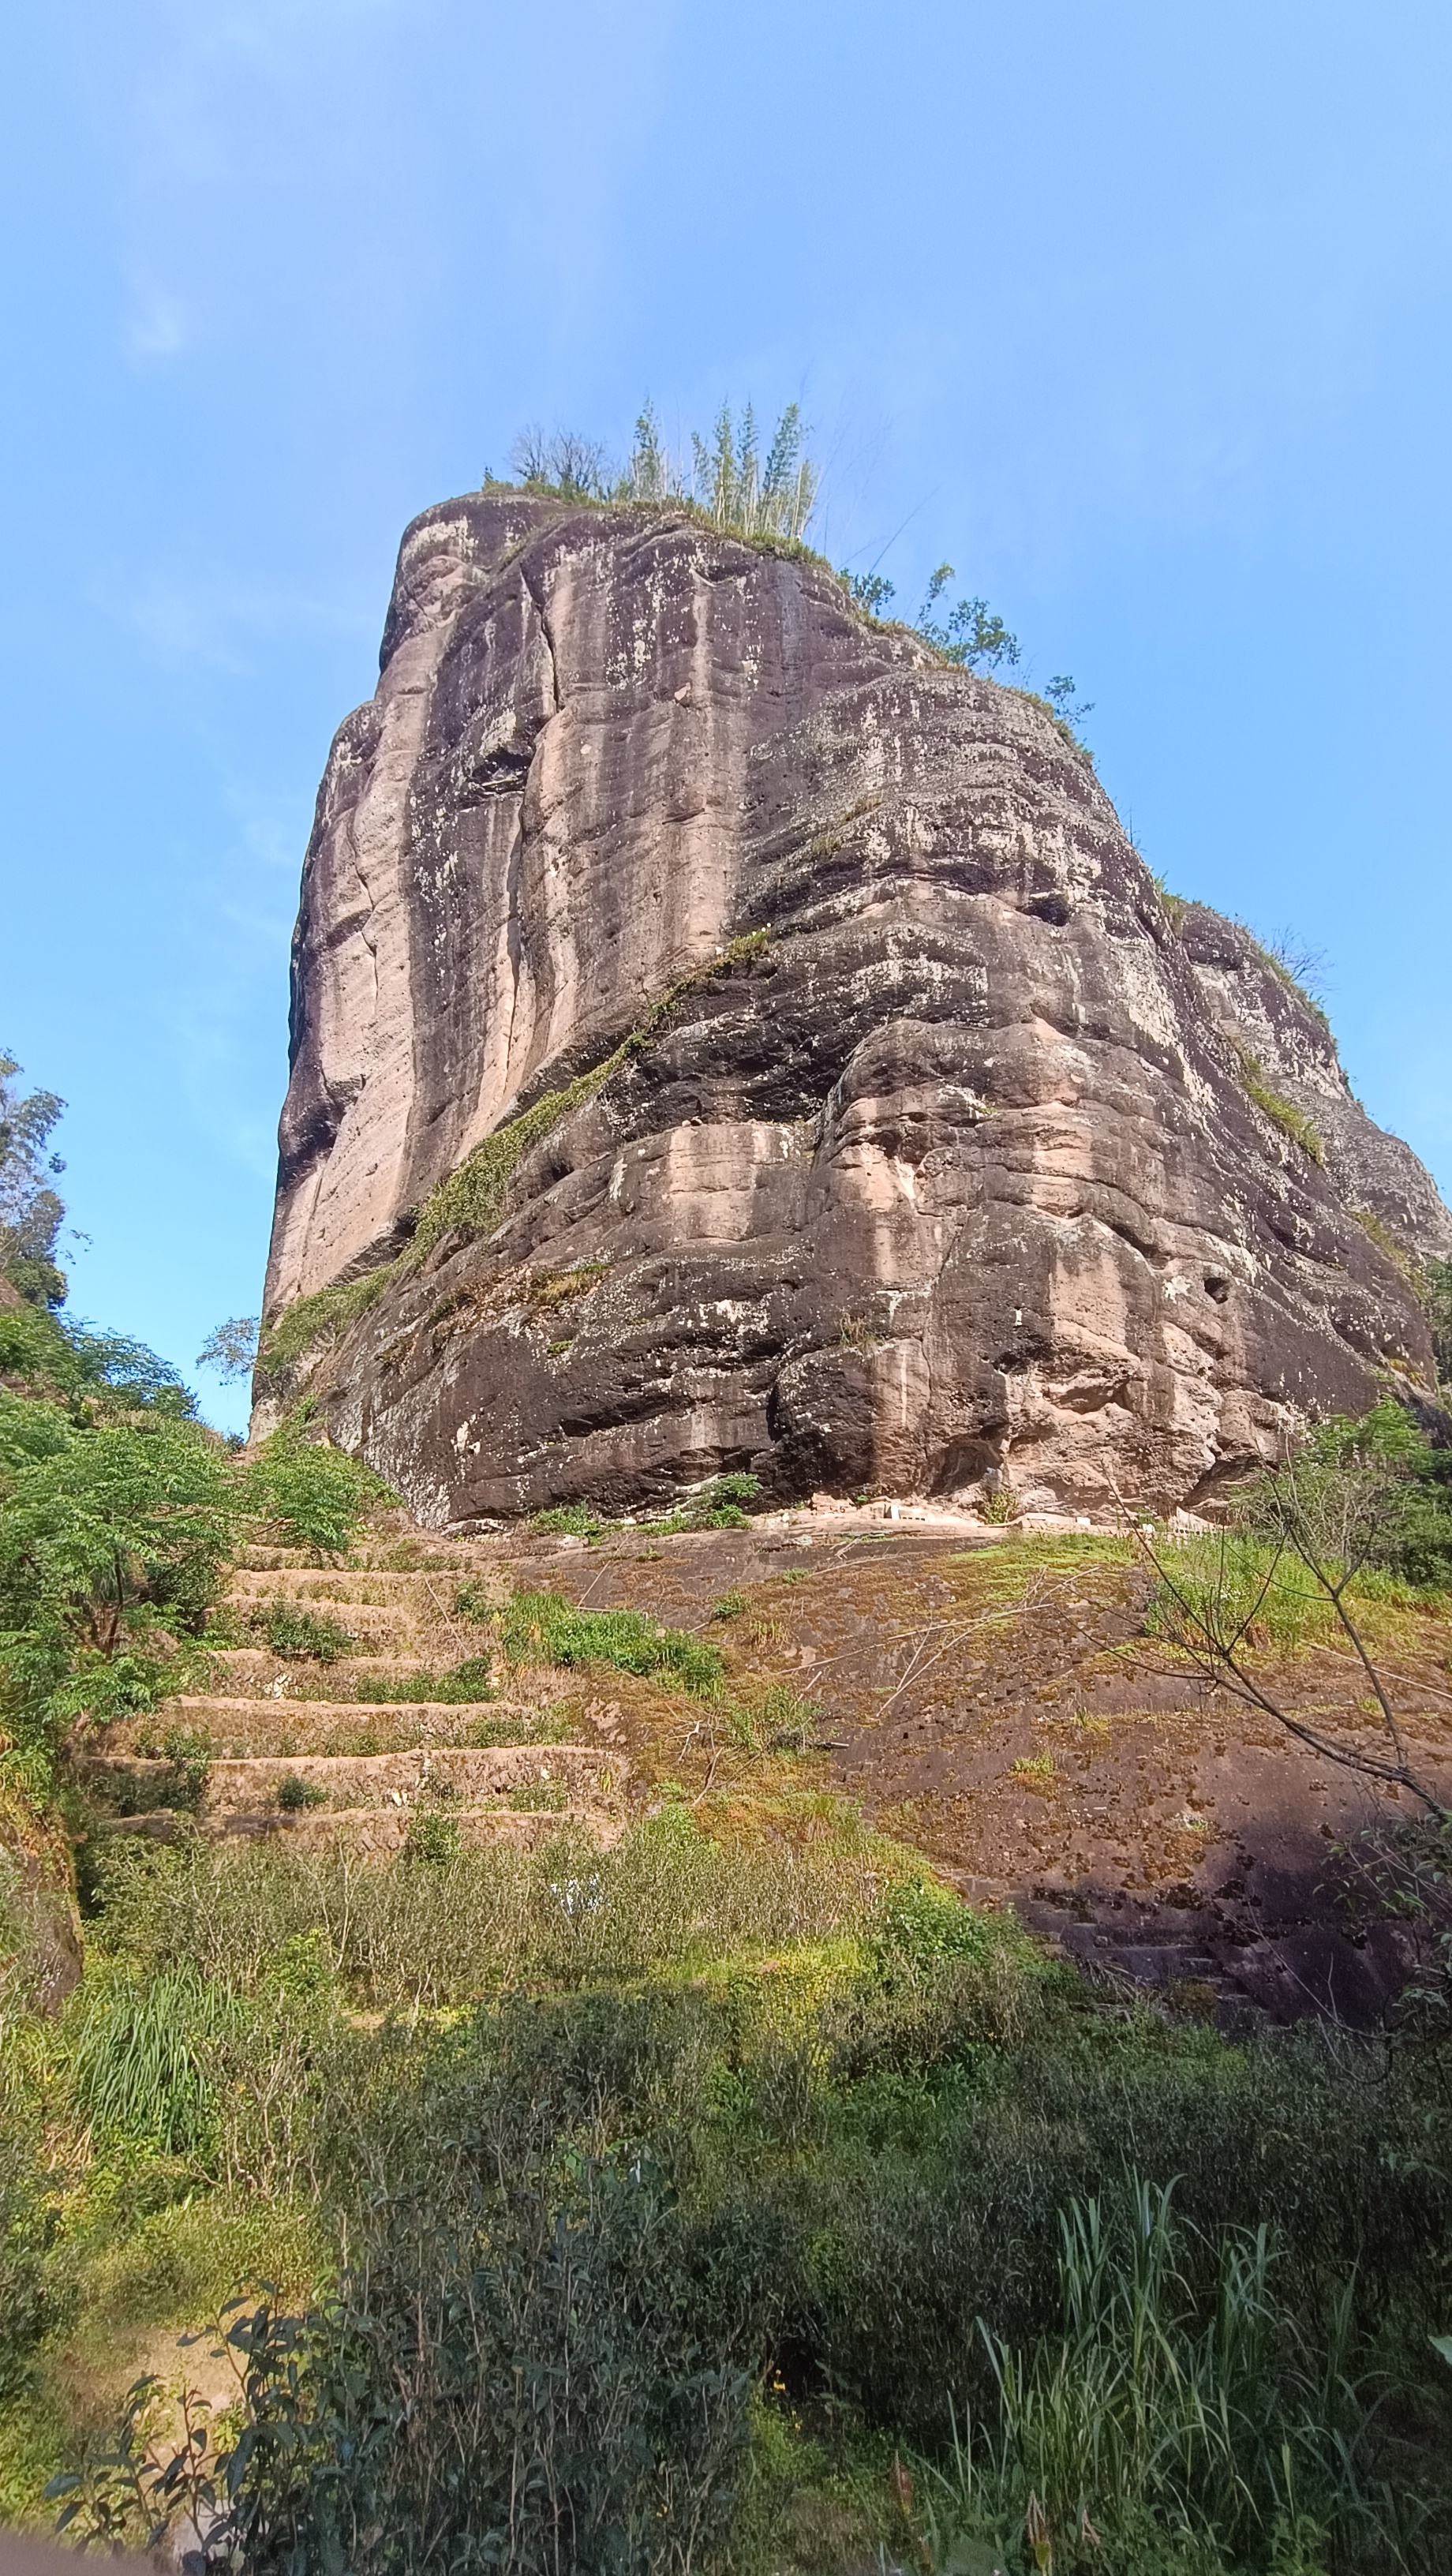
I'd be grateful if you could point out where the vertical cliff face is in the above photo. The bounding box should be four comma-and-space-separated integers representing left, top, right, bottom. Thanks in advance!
267, 495, 924, 1313
259, 491, 1448, 1526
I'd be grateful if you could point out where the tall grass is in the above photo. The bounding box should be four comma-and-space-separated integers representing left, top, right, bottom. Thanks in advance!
912, 2181, 1419, 2574
511, 399, 819, 547
493, 1589, 724, 1696
66, 1966, 239, 2159
86, 1814, 886, 2012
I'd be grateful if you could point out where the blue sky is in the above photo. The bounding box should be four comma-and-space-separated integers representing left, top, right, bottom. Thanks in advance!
3, 0, 1450, 1432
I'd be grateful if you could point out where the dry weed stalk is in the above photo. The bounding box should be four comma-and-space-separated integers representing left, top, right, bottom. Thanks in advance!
1113, 1463, 1447, 1818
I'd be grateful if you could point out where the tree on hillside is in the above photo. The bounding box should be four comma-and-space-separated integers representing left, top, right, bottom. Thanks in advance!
196, 1317, 259, 1384
0, 1051, 67, 1309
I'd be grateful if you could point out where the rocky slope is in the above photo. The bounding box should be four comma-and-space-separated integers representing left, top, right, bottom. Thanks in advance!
256, 490, 1448, 1526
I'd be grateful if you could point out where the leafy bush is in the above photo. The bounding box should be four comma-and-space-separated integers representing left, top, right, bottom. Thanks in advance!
0, 1402, 234, 1759
0, 1304, 197, 1419
872, 1873, 1001, 1972
0, 1048, 67, 1309
245, 1427, 393, 1555
1296, 1400, 1452, 1593
195, 1316, 259, 1383
187, 2128, 753, 2575
247, 1604, 357, 1663
255, 1270, 394, 1375
403, 1812, 460, 1864
528, 1502, 609, 1541
645, 1471, 763, 1535
915, 567, 1021, 672
275, 1773, 327, 1813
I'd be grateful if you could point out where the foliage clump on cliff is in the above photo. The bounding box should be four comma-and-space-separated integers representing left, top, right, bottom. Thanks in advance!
504, 398, 818, 547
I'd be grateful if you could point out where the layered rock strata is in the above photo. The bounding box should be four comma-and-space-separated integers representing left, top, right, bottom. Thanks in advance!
257, 491, 1448, 1524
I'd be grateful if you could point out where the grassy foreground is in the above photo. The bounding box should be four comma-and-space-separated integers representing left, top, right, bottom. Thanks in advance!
1, 1784, 1450, 2574
3, 1293, 1452, 2573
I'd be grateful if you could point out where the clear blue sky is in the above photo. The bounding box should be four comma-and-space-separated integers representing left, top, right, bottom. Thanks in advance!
3, 1, 1450, 1432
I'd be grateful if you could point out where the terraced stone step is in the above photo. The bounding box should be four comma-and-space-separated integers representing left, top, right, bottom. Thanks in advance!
193, 1657, 508, 1713
227, 1566, 507, 1607
113, 1694, 560, 1758
96, 1803, 617, 1855
233, 1544, 504, 1578
224, 1601, 445, 1647
200, 1741, 623, 1819
235, 1804, 620, 1855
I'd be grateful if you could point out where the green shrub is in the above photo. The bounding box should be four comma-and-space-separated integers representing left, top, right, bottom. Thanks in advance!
915, 567, 1020, 673
872, 1874, 1001, 1972
528, 1502, 609, 1541
0, 1405, 235, 1763
642, 1471, 764, 1535
256, 1270, 393, 1373
453, 1578, 498, 1623
1237, 1401, 1452, 1599
248, 1604, 357, 1662
275, 1773, 327, 1813
403, 1812, 461, 1865
245, 1428, 394, 1555
182, 2129, 753, 2575
1234, 1046, 1326, 1165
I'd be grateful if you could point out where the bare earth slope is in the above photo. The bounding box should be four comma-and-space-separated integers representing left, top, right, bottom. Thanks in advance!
257, 492, 1447, 1524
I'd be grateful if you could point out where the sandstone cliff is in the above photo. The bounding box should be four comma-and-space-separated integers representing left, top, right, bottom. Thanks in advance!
256, 491, 1448, 1525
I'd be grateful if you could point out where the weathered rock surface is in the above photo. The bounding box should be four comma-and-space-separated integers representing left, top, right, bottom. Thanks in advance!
258, 492, 1448, 1524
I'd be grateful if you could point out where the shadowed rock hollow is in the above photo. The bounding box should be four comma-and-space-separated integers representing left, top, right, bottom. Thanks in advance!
256, 490, 1448, 1526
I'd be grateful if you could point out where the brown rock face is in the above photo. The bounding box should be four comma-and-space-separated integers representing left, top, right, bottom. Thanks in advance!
259, 492, 1447, 1525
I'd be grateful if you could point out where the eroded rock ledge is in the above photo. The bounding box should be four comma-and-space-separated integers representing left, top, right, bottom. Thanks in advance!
256, 492, 1447, 1524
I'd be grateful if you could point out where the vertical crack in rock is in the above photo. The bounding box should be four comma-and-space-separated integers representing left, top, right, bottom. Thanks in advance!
256, 491, 1450, 1523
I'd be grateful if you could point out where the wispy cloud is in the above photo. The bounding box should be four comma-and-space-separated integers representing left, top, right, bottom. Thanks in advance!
111, 567, 373, 671
123, 276, 187, 362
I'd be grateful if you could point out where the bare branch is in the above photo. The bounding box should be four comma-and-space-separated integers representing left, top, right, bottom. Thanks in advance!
1106, 1477, 1447, 1820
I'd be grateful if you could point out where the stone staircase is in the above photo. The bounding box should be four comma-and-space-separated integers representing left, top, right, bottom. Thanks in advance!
81, 1541, 629, 1854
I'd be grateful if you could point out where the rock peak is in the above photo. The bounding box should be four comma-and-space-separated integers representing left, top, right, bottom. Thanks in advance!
257, 492, 1446, 1524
